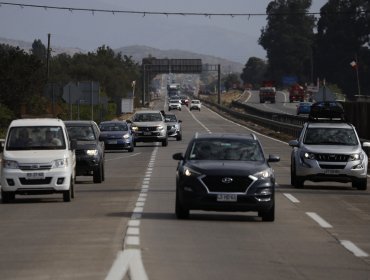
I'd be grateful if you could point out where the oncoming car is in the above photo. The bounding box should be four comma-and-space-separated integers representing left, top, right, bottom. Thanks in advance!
289, 102, 370, 190
165, 113, 182, 141
189, 100, 201, 111
99, 121, 134, 152
172, 133, 280, 221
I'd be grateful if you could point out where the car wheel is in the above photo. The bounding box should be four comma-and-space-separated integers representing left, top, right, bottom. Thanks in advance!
291, 161, 304, 188
128, 146, 134, 152
102, 163, 105, 182
133, 141, 137, 147
352, 178, 367, 190
176, 133, 182, 141
70, 176, 75, 199
93, 164, 103, 183
260, 202, 275, 222
175, 190, 189, 219
1, 190, 15, 203
162, 138, 168, 147
63, 184, 72, 202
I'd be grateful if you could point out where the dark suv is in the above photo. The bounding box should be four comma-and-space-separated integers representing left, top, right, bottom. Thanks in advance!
64, 120, 105, 183
173, 133, 280, 221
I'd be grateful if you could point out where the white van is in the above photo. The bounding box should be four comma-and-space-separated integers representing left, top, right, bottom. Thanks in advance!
0, 118, 76, 203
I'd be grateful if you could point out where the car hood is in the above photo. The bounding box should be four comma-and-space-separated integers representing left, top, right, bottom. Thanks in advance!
186, 160, 267, 176
100, 131, 128, 137
4, 150, 71, 163
303, 145, 361, 154
132, 121, 163, 127
75, 140, 98, 150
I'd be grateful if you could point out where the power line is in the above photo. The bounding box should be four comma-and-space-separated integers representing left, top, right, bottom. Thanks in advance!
0, 1, 368, 18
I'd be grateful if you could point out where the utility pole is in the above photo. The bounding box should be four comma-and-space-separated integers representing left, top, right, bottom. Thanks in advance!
46, 33, 51, 80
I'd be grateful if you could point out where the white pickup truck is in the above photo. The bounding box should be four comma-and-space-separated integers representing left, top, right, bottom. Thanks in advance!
0, 118, 76, 203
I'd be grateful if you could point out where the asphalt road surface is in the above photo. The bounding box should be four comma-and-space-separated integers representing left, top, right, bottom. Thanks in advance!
1, 96, 369, 280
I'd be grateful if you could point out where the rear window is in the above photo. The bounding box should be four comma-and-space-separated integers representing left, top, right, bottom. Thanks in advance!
66, 125, 96, 141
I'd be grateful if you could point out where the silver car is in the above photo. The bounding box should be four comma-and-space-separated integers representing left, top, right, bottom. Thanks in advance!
165, 113, 182, 141
289, 121, 370, 190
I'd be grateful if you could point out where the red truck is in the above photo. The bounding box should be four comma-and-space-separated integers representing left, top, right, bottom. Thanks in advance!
259, 81, 276, 103
289, 84, 305, 103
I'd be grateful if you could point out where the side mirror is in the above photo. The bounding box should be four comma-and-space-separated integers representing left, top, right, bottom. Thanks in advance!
178, 120, 182, 123
288, 140, 299, 147
0, 139, 5, 153
173, 152, 184, 161
267, 154, 280, 163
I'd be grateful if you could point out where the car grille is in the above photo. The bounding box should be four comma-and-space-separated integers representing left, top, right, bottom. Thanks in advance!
201, 176, 254, 193
138, 127, 157, 132
19, 164, 52, 171
316, 154, 349, 162
319, 164, 346, 169
19, 177, 52, 185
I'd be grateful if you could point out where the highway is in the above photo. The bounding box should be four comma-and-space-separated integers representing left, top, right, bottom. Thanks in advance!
1, 96, 370, 280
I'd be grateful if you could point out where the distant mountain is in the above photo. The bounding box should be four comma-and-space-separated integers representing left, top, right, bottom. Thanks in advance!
115, 45, 244, 73
0, 37, 244, 73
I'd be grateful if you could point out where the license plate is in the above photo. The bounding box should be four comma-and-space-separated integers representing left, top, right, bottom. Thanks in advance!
217, 194, 237, 202
324, 169, 340, 175
143, 132, 152, 136
108, 140, 117, 144
26, 172, 45, 180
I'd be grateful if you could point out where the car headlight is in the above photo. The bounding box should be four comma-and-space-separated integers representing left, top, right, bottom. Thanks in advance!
157, 125, 164, 131
349, 153, 362, 161
2, 160, 19, 169
86, 149, 98, 156
252, 169, 273, 179
123, 134, 130, 139
131, 126, 138, 131
52, 158, 68, 168
183, 166, 201, 177
302, 151, 315, 160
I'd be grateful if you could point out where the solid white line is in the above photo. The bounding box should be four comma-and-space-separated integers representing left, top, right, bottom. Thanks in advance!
188, 107, 211, 133
105, 251, 131, 280
283, 193, 300, 203
340, 240, 369, 257
306, 212, 333, 228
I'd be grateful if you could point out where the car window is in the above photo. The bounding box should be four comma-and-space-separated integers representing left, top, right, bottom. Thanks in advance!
304, 127, 358, 145
100, 123, 128, 131
7, 126, 66, 150
165, 115, 177, 122
188, 139, 264, 161
66, 125, 96, 141
133, 113, 162, 122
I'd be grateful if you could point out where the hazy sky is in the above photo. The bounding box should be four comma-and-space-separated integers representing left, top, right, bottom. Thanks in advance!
0, 0, 328, 62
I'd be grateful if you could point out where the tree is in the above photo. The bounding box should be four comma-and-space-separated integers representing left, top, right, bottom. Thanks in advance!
31, 39, 47, 62
240, 57, 268, 87
259, 0, 315, 85
223, 73, 241, 91
315, 0, 370, 98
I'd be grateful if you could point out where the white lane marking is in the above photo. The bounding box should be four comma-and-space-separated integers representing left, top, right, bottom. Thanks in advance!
127, 227, 140, 236
340, 240, 369, 257
206, 106, 287, 145
188, 107, 211, 133
283, 193, 300, 203
106, 147, 157, 279
306, 212, 333, 228
105, 153, 141, 161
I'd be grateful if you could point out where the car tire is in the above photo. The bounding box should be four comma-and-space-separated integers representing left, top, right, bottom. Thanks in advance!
93, 164, 103, 183
291, 161, 304, 188
102, 163, 105, 182
133, 141, 137, 147
260, 202, 275, 222
352, 178, 367, 190
162, 138, 168, 147
63, 185, 72, 202
128, 146, 134, 152
175, 190, 189, 219
176, 134, 182, 141
1, 190, 15, 203
70, 176, 75, 199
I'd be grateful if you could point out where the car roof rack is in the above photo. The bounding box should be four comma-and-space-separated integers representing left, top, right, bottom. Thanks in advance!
308, 101, 346, 122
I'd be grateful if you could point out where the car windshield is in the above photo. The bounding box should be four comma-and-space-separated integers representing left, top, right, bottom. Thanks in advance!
66, 125, 96, 141
133, 113, 163, 122
188, 139, 264, 161
165, 115, 177, 122
304, 127, 358, 145
100, 123, 128, 131
6, 126, 66, 150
